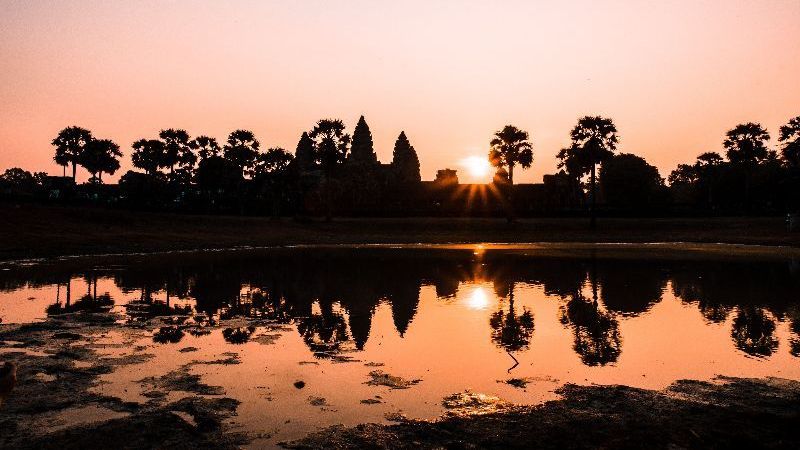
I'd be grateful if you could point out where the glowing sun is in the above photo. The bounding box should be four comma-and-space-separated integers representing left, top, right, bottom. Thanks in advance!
461, 156, 492, 181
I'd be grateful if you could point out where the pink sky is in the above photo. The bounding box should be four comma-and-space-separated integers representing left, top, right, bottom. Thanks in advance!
1, 0, 799, 183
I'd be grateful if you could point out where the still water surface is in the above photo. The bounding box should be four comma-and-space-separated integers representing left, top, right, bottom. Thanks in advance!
2, 245, 799, 445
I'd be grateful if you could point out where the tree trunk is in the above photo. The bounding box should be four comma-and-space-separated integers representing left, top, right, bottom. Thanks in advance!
590, 163, 597, 229
325, 169, 333, 222
62, 165, 66, 177
66, 280, 71, 307
507, 164, 515, 224
72, 163, 77, 182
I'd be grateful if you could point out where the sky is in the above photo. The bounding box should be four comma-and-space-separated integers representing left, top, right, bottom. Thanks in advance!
1, 0, 799, 183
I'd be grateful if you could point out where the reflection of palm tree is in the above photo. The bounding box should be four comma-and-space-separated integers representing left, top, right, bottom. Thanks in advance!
559, 272, 621, 367
489, 283, 534, 370
731, 306, 778, 357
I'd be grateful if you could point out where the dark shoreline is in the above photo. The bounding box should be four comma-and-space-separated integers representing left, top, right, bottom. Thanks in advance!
283, 377, 800, 449
2, 203, 798, 261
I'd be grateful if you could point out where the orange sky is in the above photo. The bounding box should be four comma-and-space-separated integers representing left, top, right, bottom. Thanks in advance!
1, 0, 799, 183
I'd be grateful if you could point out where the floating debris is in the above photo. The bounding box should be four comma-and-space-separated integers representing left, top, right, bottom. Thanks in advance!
365, 370, 421, 389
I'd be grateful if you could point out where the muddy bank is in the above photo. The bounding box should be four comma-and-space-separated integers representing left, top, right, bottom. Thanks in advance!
2, 203, 797, 261
285, 377, 800, 449
0, 313, 248, 449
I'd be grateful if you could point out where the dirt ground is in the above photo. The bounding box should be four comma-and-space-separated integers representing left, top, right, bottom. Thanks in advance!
1, 203, 799, 261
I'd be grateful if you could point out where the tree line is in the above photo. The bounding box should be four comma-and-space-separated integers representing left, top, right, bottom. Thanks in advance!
1, 114, 799, 219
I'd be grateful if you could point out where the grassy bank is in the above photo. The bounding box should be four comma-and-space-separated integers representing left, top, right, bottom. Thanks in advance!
1, 203, 798, 261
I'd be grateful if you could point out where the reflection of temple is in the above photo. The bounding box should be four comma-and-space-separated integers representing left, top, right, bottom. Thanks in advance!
4, 248, 800, 363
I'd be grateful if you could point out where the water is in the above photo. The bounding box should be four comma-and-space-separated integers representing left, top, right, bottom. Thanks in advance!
2, 245, 800, 445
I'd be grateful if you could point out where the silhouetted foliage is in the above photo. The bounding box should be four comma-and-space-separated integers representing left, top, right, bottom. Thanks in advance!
131, 139, 165, 176
310, 119, 350, 221
159, 129, 195, 183
779, 116, 800, 168
193, 135, 221, 161
52, 126, 93, 180
600, 153, 666, 211
223, 130, 259, 179
489, 125, 533, 222
79, 138, 121, 183
566, 116, 619, 227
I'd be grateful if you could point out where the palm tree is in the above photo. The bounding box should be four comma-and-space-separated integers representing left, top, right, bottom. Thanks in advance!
79, 138, 121, 183
309, 119, 350, 221
52, 126, 93, 181
488, 125, 533, 222
779, 116, 800, 168
568, 116, 619, 229
131, 139, 165, 176
158, 129, 194, 182
223, 129, 260, 179
193, 135, 221, 161
723, 122, 770, 209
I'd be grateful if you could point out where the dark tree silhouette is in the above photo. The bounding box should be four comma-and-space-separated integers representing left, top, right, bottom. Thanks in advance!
52, 126, 93, 181
158, 129, 194, 181
348, 115, 378, 165
723, 123, 771, 209
556, 146, 586, 207
489, 125, 534, 222
391, 131, 421, 184
724, 123, 771, 166
309, 119, 350, 221
224, 129, 260, 179
779, 116, 800, 168
568, 116, 619, 228
193, 135, 221, 161
253, 147, 295, 218
599, 153, 665, 210
79, 138, 121, 183
131, 139, 165, 176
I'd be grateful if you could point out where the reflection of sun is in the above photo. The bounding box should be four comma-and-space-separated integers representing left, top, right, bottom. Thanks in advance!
461, 156, 492, 181
467, 286, 489, 310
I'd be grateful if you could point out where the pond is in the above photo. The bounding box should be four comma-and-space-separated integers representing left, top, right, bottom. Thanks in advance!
1, 245, 799, 446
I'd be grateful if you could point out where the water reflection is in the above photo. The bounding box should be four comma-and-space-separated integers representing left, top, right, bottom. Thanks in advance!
2, 248, 800, 364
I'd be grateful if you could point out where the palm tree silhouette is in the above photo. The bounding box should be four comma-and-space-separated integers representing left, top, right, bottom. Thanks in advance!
158, 129, 193, 182
52, 126, 93, 181
723, 122, 771, 210
193, 135, 221, 161
489, 125, 533, 223
779, 116, 800, 168
567, 116, 619, 229
309, 119, 350, 221
131, 139, 165, 176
